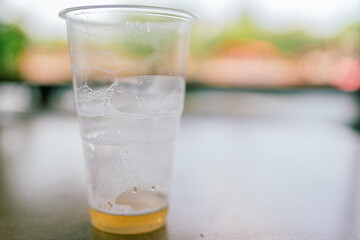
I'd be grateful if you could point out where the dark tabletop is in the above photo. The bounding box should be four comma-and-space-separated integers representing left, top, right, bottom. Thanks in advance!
1, 90, 360, 240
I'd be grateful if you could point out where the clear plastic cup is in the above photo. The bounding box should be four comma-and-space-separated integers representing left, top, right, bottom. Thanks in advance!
59, 5, 197, 234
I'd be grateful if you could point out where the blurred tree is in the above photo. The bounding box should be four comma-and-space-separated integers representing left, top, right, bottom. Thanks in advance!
335, 22, 360, 56
191, 14, 327, 57
0, 22, 28, 81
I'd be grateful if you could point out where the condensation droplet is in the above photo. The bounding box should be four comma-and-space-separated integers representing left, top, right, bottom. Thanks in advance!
132, 187, 138, 193
88, 143, 95, 151
115, 130, 123, 136
150, 185, 156, 191
107, 202, 113, 208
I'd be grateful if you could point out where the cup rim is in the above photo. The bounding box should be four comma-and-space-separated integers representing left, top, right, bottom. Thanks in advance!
59, 5, 199, 24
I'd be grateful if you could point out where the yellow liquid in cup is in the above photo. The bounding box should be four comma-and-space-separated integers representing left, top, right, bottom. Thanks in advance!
89, 191, 168, 234
90, 206, 168, 234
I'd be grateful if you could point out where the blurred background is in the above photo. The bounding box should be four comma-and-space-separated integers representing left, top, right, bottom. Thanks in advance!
1, 0, 360, 238
0, 0, 359, 92
0, 0, 360, 123
0, 0, 359, 111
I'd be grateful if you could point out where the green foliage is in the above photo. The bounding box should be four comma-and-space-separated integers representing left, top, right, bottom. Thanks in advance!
191, 14, 328, 57
342, 22, 360, 32
334, 22, 360, 41
116, 28, 179, 58
268, 29, 325, 54
120, 32, 156, 57
115, 15, 180, 57
0, 22, 28, 81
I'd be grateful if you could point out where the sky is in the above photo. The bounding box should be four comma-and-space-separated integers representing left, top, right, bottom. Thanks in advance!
0, 0, 359, 41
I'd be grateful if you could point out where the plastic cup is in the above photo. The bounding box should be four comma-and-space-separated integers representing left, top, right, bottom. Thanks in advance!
59, 5, 197, 234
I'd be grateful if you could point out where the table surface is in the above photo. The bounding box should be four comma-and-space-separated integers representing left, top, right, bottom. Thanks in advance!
1, 90, 360, 240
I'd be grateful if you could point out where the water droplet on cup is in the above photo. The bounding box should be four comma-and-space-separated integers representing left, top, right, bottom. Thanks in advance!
150, 185, 156, 191
88, 143, 95, 151
132, 187, 138, 193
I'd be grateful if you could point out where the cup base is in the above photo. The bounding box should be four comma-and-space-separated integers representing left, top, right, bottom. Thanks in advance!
89, 206, 168, 234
